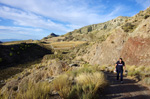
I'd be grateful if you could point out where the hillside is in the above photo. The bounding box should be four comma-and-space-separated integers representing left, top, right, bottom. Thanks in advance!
74, 7, 150, 66
0, 43, 52, 82
63, 16, 128, 41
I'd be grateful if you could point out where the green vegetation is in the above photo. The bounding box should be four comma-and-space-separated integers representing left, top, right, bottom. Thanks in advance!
98, 35, 107, 42
0, 58, 2, 63
17, 51, 20, 54
9, 52, 13, 56
52, 65, 108, 99
122, 23, 136, 32
98, 65, 150, 85
144, 15, 150, 19
11, 47, 14, 50
0, 64, 108, 99
126, 65, 150, 82
16, 81, 51, 99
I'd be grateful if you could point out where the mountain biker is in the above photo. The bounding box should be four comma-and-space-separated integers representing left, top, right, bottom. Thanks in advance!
115, 58, 126, 84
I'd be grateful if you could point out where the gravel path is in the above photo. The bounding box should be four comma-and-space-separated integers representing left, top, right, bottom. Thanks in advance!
100, 72, 150, 99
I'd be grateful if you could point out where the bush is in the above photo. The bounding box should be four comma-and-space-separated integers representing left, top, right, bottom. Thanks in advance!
0, 58, 2, 63
17, 52, 20, 55
144, 15, 150, 19
143, 77, 150, 85
11, 47, 14, 50
122, 23, 136, 32
99, 35, 107, 42
9, 52, 13, 56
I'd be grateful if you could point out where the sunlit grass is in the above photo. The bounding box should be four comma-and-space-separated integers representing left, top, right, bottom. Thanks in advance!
49, 41, 86, 49
52, 65, 108, 99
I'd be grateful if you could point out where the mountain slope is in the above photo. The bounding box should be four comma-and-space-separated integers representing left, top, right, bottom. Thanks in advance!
63, 16, 128, 41
75, 7, 150, 66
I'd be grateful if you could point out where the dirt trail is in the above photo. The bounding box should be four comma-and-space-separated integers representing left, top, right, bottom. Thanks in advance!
100, 72, 150, 99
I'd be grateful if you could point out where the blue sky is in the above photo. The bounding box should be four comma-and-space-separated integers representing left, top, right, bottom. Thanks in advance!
0, 0, 150, 40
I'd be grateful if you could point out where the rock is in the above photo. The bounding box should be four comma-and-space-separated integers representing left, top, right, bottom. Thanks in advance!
52, 91, 59, 95
45, 77, 54, 83
69, 63, 79, 67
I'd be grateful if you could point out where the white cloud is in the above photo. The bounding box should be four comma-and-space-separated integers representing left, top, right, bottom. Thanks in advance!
0, 26, 42, 33
0, 0, 128, 37
135, 0, 150, 9
0, 6, 71, 33
0, 0, 123, 25
0, 25, 45, 39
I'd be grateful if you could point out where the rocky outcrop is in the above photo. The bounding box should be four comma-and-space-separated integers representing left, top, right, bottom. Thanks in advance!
43, 33, 59, 40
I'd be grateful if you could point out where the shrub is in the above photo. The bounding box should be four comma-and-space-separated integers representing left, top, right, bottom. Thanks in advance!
122, 23, 136, 32
17, 52, 20, 55
0, 58, 2, 63
143, 77, 150, 85
145, 67, 150, 72
111, 41, 115, 44
144, 15, 150, 19
9, 52, 13, 56
11, 47, 14, 50
22, 48, 25, 51
99, 35, 107, 42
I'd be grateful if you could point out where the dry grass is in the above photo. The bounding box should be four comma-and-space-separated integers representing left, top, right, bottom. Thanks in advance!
52, 74, 72, 98
16, 81, 52, 99
0, 61, 108, 99
47, 41, 86, 49
143, 77, 150, 85
99, 65, 150, 85
52, 65, 108, 99
1, 79, 52, 99
76, 72, 107, 92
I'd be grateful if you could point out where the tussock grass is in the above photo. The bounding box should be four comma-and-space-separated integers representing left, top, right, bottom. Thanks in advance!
1, 81, 52, 99
143, 77, 150, 85
52, 65, 108, 99
1, 61, 107, 99
76, 72, 107, 92
16, 81, 52, 99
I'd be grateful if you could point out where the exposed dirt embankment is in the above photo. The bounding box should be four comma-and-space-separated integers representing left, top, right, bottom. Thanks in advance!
121, 37, 150, 66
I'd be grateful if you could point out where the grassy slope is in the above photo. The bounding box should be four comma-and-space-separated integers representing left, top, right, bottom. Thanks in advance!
0, 43, 52, 81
